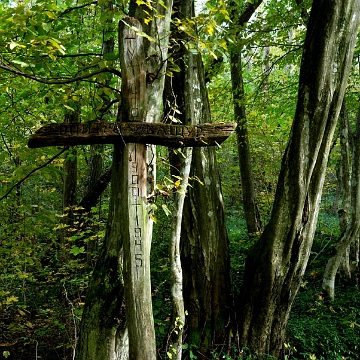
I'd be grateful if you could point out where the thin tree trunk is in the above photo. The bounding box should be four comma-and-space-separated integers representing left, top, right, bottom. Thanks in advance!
337, 101, 352, 284
228, 2, 264, 235
166, 1, 231, 357
84, 3, 114, 264
60, 112, 79, 261
237, 1, 360, 357
167, 146, 192, 360
230, 50, 262, 234
323, 107, 360, 300
350, 238, 360, 285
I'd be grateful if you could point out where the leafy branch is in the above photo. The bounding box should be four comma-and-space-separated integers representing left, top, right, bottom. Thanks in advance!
0, 147, 68, 202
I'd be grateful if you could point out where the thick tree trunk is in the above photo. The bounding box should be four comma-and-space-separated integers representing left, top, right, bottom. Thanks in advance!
118, 17, 157, 359
75, 145, 128, 360
166, 1, 231, 357
323, 107, 360, 300
230, 50, 262, 234
130, 0, 174, 239
237, 1, 360, 357
76, 1, 173, 359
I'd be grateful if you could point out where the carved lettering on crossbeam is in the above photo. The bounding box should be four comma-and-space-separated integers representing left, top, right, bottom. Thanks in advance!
27, 121, 236, 148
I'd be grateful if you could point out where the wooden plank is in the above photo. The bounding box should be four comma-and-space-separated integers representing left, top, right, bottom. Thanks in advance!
27, 121, 237, 148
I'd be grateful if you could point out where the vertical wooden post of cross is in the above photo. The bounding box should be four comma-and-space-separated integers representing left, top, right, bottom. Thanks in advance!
119, 17, 156, 359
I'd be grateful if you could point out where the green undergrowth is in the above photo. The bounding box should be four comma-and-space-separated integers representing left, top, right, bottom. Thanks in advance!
287, 284, 360, 359
286, 208, 360, 360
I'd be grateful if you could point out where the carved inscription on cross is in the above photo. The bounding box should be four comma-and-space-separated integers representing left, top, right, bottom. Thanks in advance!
130, 144, 145, 274
27, 16, 236, 359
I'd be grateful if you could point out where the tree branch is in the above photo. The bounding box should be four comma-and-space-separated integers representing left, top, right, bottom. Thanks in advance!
0, 147, 68, 202
56, 53, 103, 58
58, 1, 98, 18
295, 0, 310, 24
79, 166, 112, 212
98, 99, 120, 120
237, 0, 264, 27
0, 62, 121, 84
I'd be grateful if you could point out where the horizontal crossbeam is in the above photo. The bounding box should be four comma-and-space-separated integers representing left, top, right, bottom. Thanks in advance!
27, 121, 236, 148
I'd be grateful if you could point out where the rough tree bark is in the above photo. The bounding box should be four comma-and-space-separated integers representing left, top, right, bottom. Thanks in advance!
118, 16, 157, 360
237, 1, 360, 357
323, 105, 360, 301
76, 1, 173, 359
166, 0, 231, 357
75, 144, 128, 360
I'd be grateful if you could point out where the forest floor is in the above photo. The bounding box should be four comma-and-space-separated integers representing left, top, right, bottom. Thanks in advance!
1, 207, 360, 359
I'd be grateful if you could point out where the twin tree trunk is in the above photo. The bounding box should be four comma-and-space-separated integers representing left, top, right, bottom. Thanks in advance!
166, 1, 231, 357
237, 1, 360, 357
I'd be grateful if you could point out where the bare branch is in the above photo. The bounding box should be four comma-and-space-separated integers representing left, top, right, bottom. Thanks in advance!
58, 1, 98, 18
0, 62, 121, 84
57, 53, 103, 58
0, 147, 68, 202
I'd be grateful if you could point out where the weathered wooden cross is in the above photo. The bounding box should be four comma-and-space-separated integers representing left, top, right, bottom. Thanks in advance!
28, 17, 236, 359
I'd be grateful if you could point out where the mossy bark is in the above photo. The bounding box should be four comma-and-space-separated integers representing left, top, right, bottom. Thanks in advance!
75, 144, 128, 360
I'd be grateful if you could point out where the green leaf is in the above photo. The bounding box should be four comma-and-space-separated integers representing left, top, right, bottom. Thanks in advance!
162, 204, 171, 216
44, 11, 56, 19
70, 246, 85, 256
12, 60, 29, 68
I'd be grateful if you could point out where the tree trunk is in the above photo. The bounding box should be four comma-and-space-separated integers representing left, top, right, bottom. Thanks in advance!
337, 101, 352, 284
323, 106, 360, 301
167, 1, 231, 357
167, 146, 192, 360
76, 1, 173, 358
75, 144, 128, 360
230, 50, 262, 234
228, 1, 264, 235
84, 2, 114, 265
118, 17, 157, 359
237, 1, 360, 357
130, 0, 174, 240
60, 112, 79, 261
